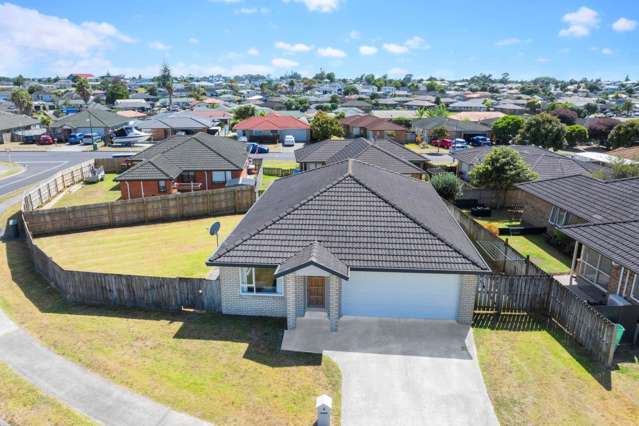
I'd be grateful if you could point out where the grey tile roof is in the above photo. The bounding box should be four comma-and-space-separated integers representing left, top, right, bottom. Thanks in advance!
517, 175, 639, 223
561, 219, 639, 273
452, 145, 594, 181
208, 159, 490, 273
51, 109, 129, 129
412, 117, 491, 133
0, 111, 38, 131
117, 132, 247, 181
274, 241, 349, 279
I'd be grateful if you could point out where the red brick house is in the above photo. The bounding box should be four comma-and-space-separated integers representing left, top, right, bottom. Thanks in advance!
234, 114, 310, 144
340, 115, 408, 142
115, 132, 251, 200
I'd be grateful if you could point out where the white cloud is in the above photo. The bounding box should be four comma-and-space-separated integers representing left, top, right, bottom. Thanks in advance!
349, 30, 361, 40
283, 0, 341, 13
272, 57, 299, 68
275, 41, 313, 53
404, 36, 428, 49
235, 7, 270, 14
317, 47, 346, 58
359, 45, 378, 55
0, 3, 135, 75
383, 43, 409, 54
612, 17, 637, 32
188, 37, 199, 44
388, 67, 407, 77
559, 6, 599, 38
536, 57, 550, 63
209, 0, 244, 3
148, 41, 171, 50
247, 47, 260, 56
495, 37, 521, 47
601, 47, 613, 55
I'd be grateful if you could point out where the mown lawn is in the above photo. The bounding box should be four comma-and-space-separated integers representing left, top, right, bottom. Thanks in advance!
262, 159, 298, 169
474, 210, 571, 274
474, 314, 639, 426
34, 215, 245, 278
0, 362, 93, 426
0, 203, 341, 426
0, 160, 24, 180
53, 173, 121, 208
259, 174, 280, 192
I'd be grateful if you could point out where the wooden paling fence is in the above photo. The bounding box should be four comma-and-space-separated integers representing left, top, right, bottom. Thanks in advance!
262, 167, 296, 177
476, 274, 618, 367
22, 218, 220, 312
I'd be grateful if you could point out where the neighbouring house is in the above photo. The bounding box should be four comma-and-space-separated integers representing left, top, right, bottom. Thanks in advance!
451, 145, 601, 181
341, 114, 408, 142
295, 137, 426, 178
340, 99, 373, 112
493, 102, 527, 115
115, 132, 250, 200
206, 159, 490, 331
114, 99, 151, 112
516, 175, 639, 305
234, 114, 310, 144
448, 111, 505, 122
412, 117, 491, 142
0, 111, 39, 143
134, 116, 212, 141
448, 99, 488, 112
50, 109, 129, 142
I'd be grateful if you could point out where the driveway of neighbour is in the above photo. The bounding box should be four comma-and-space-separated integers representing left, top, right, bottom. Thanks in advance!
282, 317, 498, 426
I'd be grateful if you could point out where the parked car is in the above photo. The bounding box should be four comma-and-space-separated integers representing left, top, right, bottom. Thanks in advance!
81, 133, 102, 145
431, 138, 452, 148
67, 133, 84, 144
449, 140, 470, 153
238, 136, 248, 143
246, 142, 269, 154
283, 135, 295, 147
470, 136, 492, 147
38, 134, 57, 145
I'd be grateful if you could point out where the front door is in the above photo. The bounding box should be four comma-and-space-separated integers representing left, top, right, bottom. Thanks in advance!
307, 277, 325, 308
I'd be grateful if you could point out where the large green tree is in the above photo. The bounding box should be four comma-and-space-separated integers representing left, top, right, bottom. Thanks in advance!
565, 125, 588, 147
233, 104, 256, 121
157, 62, 174, 109
105, 80, 129, 105
310, 112, 344, 141
10, 88, 33, 115
431, 126, 448, 140
515, 113, 566, 150
74, 77, 92, 107
608, 119, 639, 149
492, 115, 525, 145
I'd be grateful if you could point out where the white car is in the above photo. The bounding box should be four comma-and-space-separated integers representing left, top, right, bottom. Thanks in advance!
283, 135, 295, 147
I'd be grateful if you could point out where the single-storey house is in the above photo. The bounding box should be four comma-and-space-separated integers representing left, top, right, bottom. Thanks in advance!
412, 117, 491, 142
134, 116, 213, 141
114, 99, 151, 112
234, 114, 310, 144
516, 175, 639, 305
295, 137, 426, 178
451, 145, 601, 181
50, 109, 129, 142
341, 115, 408, 142
207, 159, 490, 331
0, 111, 39, 143
115, 132, 250, 199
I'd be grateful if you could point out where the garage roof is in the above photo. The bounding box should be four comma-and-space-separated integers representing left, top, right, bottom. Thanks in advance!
208, 159, 490, 274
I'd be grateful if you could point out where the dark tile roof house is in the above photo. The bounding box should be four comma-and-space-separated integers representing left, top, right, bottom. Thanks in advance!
412, 117, 491, 133
0, 111, 38, 132
341, 114, 406, 132
50, 109, 129, 129
452, 145, 599, 181
294, 138, 425, 175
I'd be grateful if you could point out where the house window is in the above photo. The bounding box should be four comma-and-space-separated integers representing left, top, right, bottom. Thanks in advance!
212, 171, 226, 183
239, 267, 282, 295
158, 181, 167, 192
181, 171, 195, 182
579, 246, 612, 291
630, 275, 639, 303
549, 206, 571, 226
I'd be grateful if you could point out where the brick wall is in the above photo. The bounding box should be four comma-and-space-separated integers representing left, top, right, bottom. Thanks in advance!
328, 275, 341, 331
520, 193, 554, 231
219, 267, 287, 318
119, 179, 175, 200
457, 275, 477, 325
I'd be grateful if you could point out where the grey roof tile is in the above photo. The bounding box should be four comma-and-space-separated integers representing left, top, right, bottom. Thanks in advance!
274, 241, 349, 279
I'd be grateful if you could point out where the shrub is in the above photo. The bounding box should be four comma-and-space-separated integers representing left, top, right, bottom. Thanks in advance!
587, 117, 620, 144
515, 113, 566, 150
492, 115, 525, 145
565, 125, 588, 147
430, 172, 463, 201
549, 108, 578, 125
608, 119, 639, 148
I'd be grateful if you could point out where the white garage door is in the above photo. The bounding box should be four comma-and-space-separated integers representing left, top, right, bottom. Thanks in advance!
341, 271, 461, 320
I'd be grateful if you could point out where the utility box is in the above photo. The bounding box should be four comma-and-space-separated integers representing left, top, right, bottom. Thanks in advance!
316, 394, 332, 426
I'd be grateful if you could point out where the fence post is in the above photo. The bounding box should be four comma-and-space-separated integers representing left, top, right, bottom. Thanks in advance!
605, 324, 616, 368
503, 238, 509, 273
525, 255, 530, 276
496, 277, 503, 314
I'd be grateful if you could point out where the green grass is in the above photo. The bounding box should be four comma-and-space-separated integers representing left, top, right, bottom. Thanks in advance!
0, 362, 94, 425
262, 159, 298, 169
54, 174, 121, 208
259, 174, 280, 192
474, 210, 572, 274
35, 215, 245, 278
0, 160, 24, 180
474, 314, 639, 425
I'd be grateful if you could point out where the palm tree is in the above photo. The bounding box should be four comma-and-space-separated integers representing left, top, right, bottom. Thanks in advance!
623, 99, 633, 116
74, 77, 92, 108
158, 63, 174, 110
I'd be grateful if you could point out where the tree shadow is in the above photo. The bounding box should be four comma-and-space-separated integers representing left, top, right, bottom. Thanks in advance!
4, 238, 321, 368
474, 313, 612, 390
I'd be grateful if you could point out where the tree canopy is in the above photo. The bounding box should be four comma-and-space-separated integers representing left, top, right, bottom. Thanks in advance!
430, 173, 463, 201
310, 112, 344, 141
157, 63, 174, 108
565, 125, 588, 147
549, 108, 578, 125
74, 77, 92, 105
492, 115, 525, 145
515, 113, 566, 150
233, 104, 256, 121
587, 117, 620, 144
469, 147, 538, 189
431, 126, 448, 140
10, 89, 33, 115
105, 80, 129, 105
608, 119, 639, 149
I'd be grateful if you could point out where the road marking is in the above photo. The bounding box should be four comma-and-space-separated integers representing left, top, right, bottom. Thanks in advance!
0, 161, 68, 191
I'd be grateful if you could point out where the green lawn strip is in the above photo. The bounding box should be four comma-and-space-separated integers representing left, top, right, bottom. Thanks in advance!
35, 215, 244, 278
404, 143, 445, 155
262, 159, 298, 169
474, 315, 639, 425
0, 160, 24, 181
474, 211, 571, 274
0, 227, 341, 425
259, 174, 280, 192
0, 362, 94, 426
54, 174, 121, 208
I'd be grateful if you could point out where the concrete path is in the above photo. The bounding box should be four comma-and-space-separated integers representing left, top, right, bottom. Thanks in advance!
283, 316, 498, 426
0, 309, 209, 426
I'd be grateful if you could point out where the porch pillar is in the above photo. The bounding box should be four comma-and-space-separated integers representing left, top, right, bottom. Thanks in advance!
569, 242, 580, 286
285, 274, 298, 330
328, 275, 341, 332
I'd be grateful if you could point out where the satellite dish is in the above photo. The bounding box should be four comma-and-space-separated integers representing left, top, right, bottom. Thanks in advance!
209, 221, 221, 246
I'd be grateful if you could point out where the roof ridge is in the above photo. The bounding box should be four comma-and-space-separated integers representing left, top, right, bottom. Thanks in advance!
362, 144, 424, 172
561, 217, 639, 229
192, 133, 245, 169
347, 167, 487, 270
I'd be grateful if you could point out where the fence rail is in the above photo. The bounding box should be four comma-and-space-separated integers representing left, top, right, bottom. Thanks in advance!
476, 274, 618, 367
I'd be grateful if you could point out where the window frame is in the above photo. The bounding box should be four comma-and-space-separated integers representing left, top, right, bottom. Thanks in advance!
578, 246, 611, 292
158, 180, 167, 193
212, 171, 227, 183
238, 267, 283, 296
548, 205, 571, 226
630, 274, 639, 303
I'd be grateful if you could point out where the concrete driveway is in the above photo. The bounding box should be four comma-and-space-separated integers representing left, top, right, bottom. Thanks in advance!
282, 317, 498, 426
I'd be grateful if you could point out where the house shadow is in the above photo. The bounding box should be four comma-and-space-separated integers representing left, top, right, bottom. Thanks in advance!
473, 313, 612, 390
3, 236, 321, 369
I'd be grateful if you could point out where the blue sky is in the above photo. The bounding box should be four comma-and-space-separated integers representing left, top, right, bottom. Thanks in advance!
1, 0, 638, 80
